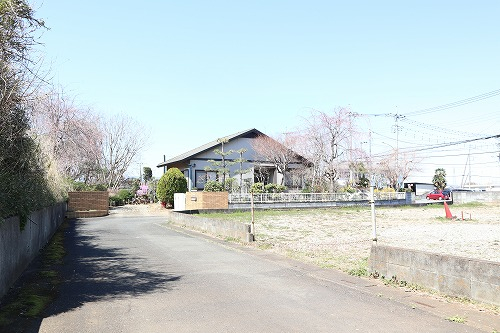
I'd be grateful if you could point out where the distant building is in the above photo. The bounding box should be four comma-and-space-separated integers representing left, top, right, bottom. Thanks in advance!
157, 128, 310, 191
404, 182, 435, 195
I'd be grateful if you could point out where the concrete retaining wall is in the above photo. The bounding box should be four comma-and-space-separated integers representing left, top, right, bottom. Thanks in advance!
370, 244, 500, 306
0, 202, 66, 299
168, 211, 253, 242
452, 191, 500, 204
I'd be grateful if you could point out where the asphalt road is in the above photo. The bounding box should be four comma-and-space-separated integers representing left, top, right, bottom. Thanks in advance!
30, 213, 493, 332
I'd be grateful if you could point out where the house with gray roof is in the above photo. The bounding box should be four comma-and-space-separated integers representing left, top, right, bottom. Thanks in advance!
156, 128, 309, 191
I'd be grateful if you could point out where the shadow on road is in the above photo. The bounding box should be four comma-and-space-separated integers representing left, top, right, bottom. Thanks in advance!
25, 218, 182, 332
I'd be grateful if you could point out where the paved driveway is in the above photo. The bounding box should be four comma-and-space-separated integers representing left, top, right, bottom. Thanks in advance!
30, 208, 497, 332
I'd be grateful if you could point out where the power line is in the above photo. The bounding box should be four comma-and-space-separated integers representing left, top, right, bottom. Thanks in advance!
403, 89, 500, 117
370, 135, 499, 159
405, 133, 500, 153
356, 88, 500, 118
413, 150, 500, 159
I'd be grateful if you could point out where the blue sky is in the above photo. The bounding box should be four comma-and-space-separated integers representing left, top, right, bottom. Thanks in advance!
35, 1, 500, 185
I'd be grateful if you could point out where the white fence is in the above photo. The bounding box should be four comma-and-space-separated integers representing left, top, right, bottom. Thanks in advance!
229, 192, 406, 204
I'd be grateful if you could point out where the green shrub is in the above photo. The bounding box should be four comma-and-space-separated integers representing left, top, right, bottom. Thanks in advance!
250, 182, 265, 193
204, 180, 224, 192
340, 185, 356, 193
91, 184, 108, 191
157, 168, 187, 206
224, 177, 238, 193
109, 195, 123, 206
376, 187, 395, 193
264, 183, 287, 193
67, 180, 107, 192
117, 189, 133, 203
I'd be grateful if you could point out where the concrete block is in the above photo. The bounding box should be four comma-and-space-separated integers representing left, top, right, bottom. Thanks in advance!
386, 246, 413, 266
438, 256, 471, 279
470, 260, 500, 286
438, 274, 471, 297
369, 244, 499, 306
410, 267, 439, 290
371, 245, 388, 262
369, 259, 387, 276
387, 263, 411, 282
410, 250, 439, 272
471, 280, 500, 306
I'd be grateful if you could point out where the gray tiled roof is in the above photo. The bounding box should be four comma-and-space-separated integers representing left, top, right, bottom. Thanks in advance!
157, 128, 264, 168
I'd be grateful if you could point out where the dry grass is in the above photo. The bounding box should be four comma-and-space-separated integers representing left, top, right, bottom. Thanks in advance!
203, 202, 500, 273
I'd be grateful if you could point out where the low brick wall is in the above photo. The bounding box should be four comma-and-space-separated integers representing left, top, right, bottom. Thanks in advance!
0, 203, 66, 299
184, 192, 229, 210
168, 211, 253, 242
67, 191, 109, 218
370, 244, 500, 306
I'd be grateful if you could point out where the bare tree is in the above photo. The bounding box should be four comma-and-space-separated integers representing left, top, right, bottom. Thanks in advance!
98, 114, 149, 190
300, 107, 355, 192
30, 87, 102, 183
376, 148, 419, 190
252, 132, 301, 186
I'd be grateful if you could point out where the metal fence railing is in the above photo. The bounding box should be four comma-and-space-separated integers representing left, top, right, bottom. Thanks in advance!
228, 192, 406, 204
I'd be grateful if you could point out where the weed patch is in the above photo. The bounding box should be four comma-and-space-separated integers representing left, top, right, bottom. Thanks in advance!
347, 257, 369, 277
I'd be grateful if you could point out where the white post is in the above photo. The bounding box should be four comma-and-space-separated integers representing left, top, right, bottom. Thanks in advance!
370, 185, 377, 242
250, 192, 255, 236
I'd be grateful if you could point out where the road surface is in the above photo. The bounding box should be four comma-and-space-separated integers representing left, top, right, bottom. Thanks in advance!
31, 209, 497, 332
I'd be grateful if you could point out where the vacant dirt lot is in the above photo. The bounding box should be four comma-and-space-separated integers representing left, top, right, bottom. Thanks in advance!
243, 203, 500, 273
113, 202, 500, 273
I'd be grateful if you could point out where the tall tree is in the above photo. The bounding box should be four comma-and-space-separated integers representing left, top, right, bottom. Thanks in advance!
143, 166, 153, 182
233, 148, 252, 192
300, 107, 354, 192
432, 168, 447, 190
0, 0, 46, 64
0, 0, 56, 222
98, 114, 149, 190
205, 137, 235, 186
31, 87, 102, 183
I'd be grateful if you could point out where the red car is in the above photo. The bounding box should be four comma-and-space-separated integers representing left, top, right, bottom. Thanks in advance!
426, 190, 450, 200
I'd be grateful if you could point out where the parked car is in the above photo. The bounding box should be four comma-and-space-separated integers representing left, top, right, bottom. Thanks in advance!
442, 189, 452, 198
426, 190, 450, 200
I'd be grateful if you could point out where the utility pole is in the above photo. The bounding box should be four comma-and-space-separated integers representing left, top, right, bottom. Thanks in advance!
468, 146, 472, 189
392, 113, 402, 189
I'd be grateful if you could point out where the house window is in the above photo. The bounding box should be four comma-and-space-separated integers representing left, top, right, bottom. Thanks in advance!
195, 170, 217, 189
